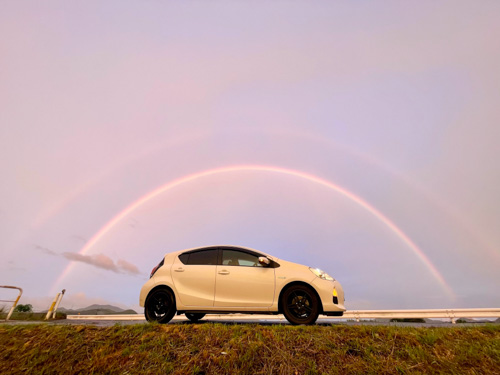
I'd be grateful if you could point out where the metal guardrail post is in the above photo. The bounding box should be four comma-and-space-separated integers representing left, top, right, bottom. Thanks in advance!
45, 292, 60, 320
0, 285, 23, 321
447, 309, 456, 324
51, 289, 66, 319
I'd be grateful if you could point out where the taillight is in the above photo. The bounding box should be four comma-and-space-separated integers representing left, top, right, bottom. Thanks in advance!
150, 265, 159, 278
150, 258, 164, 278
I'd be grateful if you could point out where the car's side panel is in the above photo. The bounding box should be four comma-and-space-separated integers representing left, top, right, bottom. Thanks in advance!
274, 259, 317, 290
170, 256, 216, 307
214, 265, 275, 307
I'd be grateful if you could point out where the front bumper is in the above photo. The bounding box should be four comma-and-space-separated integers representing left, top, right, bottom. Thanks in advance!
311, 278, 346, 315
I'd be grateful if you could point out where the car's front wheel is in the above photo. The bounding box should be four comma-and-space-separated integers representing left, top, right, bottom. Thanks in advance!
185, 313, 206, 322
281, 285, 320, 325
145, 288, 176, 324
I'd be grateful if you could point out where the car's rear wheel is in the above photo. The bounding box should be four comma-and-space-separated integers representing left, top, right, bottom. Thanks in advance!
281, 285, 319, 325
145, 288, 176, 324
185, 313, 206, 322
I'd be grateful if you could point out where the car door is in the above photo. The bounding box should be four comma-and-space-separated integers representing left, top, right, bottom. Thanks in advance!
171, 248, 218, 307
214, 248, 275, 307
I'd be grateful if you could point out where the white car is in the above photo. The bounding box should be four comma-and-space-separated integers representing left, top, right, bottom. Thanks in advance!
139, 245, 345, 325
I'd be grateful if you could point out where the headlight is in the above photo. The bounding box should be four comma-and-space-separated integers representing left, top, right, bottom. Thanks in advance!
309, 267, 334, 281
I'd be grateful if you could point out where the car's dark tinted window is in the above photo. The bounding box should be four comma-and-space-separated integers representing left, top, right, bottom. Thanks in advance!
178, 253, 189, 265
185, 249, 218, 265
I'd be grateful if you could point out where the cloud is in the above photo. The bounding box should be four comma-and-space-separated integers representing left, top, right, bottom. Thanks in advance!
71, 235, 88, 243
35, 245, 140, 275
62, 252, 140, 275
63, 252, 118, 272
6, 260, 25, 272
117, 259, 140, 275
35, 245, 57, 256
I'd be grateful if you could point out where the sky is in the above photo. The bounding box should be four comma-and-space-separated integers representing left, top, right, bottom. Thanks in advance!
1, 1, 499, 313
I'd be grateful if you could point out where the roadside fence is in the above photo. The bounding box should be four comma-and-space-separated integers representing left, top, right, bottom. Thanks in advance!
0, 285, 23, 321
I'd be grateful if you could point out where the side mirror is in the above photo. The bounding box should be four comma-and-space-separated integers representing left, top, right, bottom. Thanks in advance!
258, 257, 270, 266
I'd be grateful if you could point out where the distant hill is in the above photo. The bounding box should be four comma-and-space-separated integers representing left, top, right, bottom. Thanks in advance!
80, 304, 129, 313
58, 304, 138, 315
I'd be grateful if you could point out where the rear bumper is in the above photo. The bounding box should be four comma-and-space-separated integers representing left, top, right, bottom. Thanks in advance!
139, 277, 157, 307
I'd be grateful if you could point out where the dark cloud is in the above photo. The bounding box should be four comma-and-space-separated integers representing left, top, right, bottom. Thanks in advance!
36, 245, 140, 275
71, 235, 88, 243
35, 245, 57, 256
62, 253, 140, 275
63, 252, 119, 273
7, 260, 25, 271
117, 259, 140, 275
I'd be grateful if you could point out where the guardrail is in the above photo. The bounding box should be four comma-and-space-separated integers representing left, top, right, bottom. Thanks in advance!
67, 308, 500, 324
343, 308, 500, 323
0, 285, 23, 321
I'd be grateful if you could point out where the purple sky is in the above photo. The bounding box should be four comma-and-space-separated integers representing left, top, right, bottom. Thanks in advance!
1, 1, 499, 312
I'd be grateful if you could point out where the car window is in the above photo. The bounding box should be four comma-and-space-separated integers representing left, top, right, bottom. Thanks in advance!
221, 249, 262, 267
178, 253, 189, 265
184, 249, 218, 265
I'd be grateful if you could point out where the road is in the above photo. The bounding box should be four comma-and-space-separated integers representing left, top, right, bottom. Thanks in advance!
2, 314, 494, 327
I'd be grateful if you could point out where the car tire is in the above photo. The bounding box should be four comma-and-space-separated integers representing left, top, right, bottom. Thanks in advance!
185, 313, 206, 322
144, 288, 176, 324
281, 284, 320, 325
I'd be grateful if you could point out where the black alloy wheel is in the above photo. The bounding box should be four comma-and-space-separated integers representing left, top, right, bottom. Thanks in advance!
281, 285, 320, 325
144, 288, 176, 324
185, 313, 206, 322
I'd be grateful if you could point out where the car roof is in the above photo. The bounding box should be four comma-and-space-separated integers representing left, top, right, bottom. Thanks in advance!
168, 245, 277, 261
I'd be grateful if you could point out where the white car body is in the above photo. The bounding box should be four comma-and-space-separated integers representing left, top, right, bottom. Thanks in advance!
139, 245, 345, 325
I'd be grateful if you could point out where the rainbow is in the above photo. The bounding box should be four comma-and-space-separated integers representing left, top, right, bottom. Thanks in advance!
51, 165, 455, 298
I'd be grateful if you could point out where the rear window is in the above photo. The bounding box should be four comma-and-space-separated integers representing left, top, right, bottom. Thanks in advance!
179, 249, 218, 265
179, 253, 189, 264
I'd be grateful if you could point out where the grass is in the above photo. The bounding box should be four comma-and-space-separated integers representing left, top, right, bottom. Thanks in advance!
0, 312, 66, 321
0, 323, 498, 374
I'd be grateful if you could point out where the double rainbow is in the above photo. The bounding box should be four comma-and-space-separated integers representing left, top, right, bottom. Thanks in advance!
51, 165, 454, 298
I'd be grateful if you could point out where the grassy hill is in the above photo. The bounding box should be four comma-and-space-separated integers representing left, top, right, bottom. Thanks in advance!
0, 323, 498, 374
59, 304, 138, 315
63, 308, 138, 315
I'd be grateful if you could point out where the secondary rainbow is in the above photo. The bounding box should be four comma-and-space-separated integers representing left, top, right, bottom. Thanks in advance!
52, 165, 455, 298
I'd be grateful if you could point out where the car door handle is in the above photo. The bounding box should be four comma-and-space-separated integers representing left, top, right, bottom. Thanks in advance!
174, 267, 185, 272
218, 270, 230, 275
